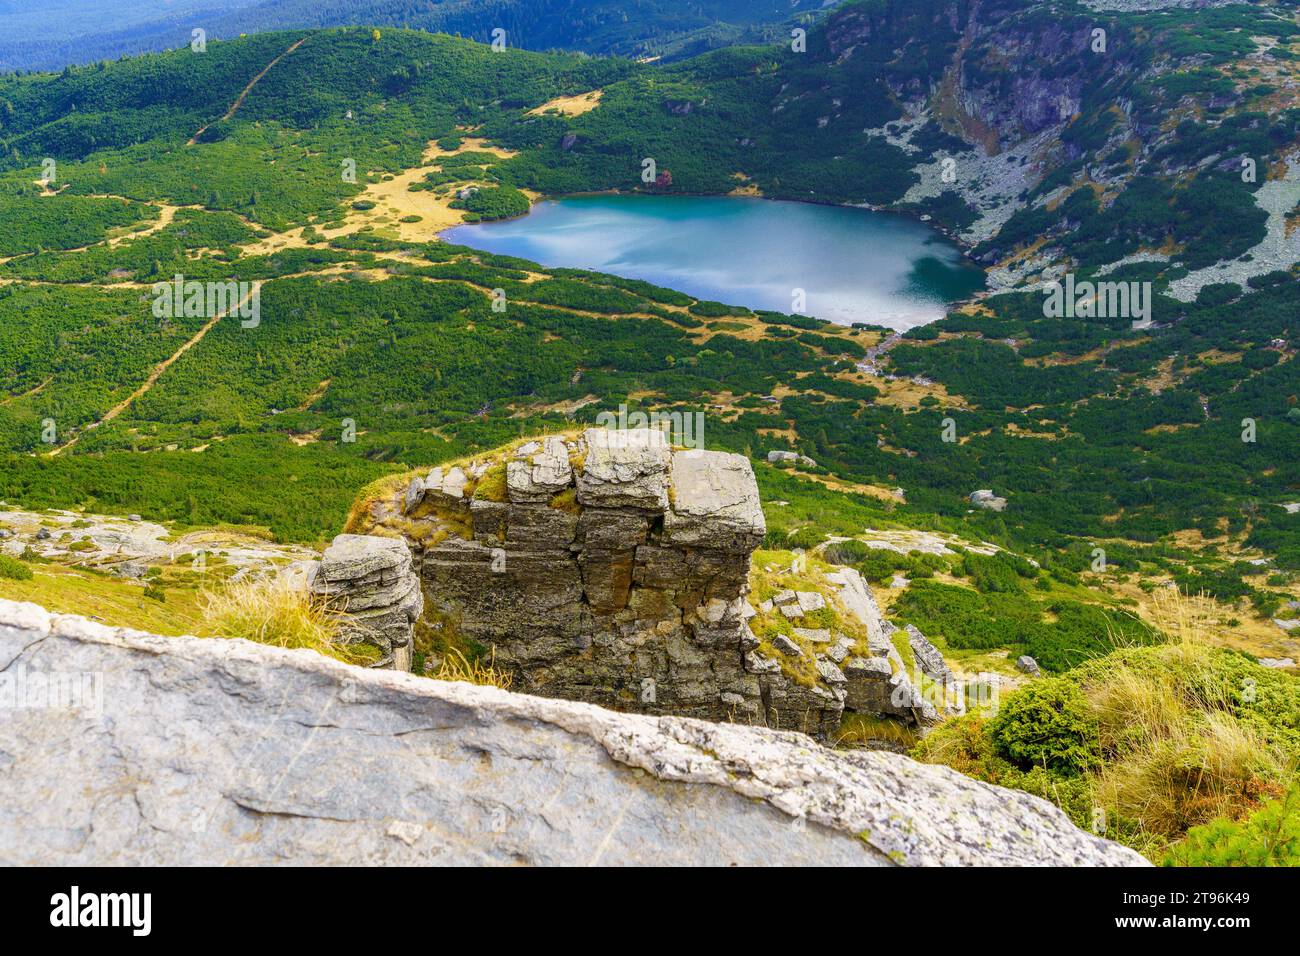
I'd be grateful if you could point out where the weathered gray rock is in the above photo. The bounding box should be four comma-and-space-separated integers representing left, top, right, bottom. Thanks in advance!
507, 437, 572, 503
403, 475, 427, 514
906, 624, 955, 684
310, 534, 422, 671
440, 466, 468, 501
406, 465, 470, 514
773, 634, 804, 658
816, 658, 847, 686
796, 591, 827, 613
827, 635, 855, 664
577, 427, 670, 511
970, 489, 1008, 512
0, 599, 1147, 866
663, 449, 765, 550
825, 568, 891, 648
1015, 655, 1041, 675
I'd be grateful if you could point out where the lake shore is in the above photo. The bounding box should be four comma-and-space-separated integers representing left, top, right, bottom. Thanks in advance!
442, 193, 985, 330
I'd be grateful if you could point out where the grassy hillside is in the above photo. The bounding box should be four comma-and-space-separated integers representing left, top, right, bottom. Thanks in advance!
916, 591, 1300, 862
0, 0, 827, 73
0, 8, 1298, 689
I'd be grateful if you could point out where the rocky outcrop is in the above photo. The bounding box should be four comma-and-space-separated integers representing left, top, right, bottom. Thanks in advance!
906, 624, 955, 685
746, 564, 941, 736
355, 430, 945, 737
309, 534, 422, 670
356, 429, 767, 723
0, 505, 318, 582
970, 489, 1008, 511
767, 449, 817, 468
0, 599, 1148, 866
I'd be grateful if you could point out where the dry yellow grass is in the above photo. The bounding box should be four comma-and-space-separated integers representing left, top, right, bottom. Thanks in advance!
431, 646, 514, 690
1082, 589, 1291, 846
240, 136, 522, 255
527, 90, 603, 117
200, 576, 378, 665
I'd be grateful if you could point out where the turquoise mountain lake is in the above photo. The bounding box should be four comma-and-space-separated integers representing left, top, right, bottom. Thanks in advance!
442, 195, 985, 329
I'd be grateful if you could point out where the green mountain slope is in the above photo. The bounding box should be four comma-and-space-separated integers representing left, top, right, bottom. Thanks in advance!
0, 0, 827, 73
0, 5, 1297, 669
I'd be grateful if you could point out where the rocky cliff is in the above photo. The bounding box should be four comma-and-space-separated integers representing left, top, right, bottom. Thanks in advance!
0, 598, 1146, 866
819, 0, 1292, 288
349, 428, 938, 738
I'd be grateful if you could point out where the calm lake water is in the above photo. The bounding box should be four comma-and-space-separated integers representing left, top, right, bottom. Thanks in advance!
442, 195, 984, 329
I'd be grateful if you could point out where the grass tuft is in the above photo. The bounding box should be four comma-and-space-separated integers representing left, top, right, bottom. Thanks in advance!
200, 576, 376, 666
431, 646, 514, 689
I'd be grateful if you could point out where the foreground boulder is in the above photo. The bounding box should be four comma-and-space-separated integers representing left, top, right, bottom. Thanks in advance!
0, 599, 1146, 866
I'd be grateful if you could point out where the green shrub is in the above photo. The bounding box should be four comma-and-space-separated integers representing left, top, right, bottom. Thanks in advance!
0, 554, 33, 581
989, 678, 1102, 775
1164, 787, 1300, 867
456, 186, 530, 221
962, 552, 1024, 593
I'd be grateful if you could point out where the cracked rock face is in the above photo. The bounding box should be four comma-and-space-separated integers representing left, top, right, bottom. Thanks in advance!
0, 599, 1147, 867
361, 429, 770, 723
309, 534, 423, 670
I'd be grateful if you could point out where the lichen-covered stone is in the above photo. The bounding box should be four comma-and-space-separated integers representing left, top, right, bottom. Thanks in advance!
0, 598, 1148, 867
310, 534, 422, 670
576, 427, 670, 511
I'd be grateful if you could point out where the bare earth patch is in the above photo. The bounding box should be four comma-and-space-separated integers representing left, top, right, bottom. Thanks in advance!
240, 136, 525, 255
527, 90, 603, 117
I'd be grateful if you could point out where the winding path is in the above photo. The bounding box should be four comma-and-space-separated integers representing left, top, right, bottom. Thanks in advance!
48, 285, 259, 457
188, 36, 310, 145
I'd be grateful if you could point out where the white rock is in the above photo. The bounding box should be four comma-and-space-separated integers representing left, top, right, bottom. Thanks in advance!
795, 591, 827, 613
0, 598, 1149, 867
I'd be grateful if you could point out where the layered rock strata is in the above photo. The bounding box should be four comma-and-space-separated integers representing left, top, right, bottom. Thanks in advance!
362, 429, 768, 721
354, 429, 941, 738
308, 534, 423, 670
